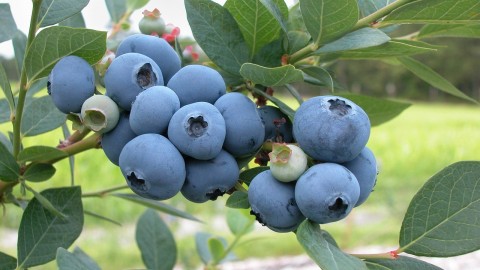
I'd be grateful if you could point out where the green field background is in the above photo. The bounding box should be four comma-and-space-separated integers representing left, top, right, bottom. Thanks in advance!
1, 98, 479, 269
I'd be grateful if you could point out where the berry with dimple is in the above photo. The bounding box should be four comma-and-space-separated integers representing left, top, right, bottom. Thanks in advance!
167, 65, 226, 107
119, 133, 186, 200
214, 93, 265, 157
139, 9, 166, 36
129, 86, 180, 135
258, 105, 293, 143
269, 143, 307, 182
116, 34, 180, 83
248, 170, 305, 233
104, 52, 163, 111
341, 147, 378, 207
101, 112, 137, 166
47, 55, 95, 114
293, 95, 370, 163
81, 95, 120, 134
295, 163, 360, 224
168, 102, 226, 160
181, 150, 239, 203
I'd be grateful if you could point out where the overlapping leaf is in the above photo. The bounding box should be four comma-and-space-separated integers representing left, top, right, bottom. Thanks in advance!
240, 63, 303, 87
56, 247, 101, 270
314, 28, 390, 54
418, 24, 480, 39
37, 0, 89, 27
21, 96, 67, 137
335, 40, 441, 59
0, 4, 17, 43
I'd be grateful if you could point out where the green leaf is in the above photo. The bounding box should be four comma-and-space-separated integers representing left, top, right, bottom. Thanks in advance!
226, 208, 254, 236
185, 0, 250, 76
26, 77, 49, 97
0, 141, 19, 182
105, 0, 126, 22
336, 39, 441, 59
59, 11, 86, 28
240, 166, 269, 185
260, 0, 289, 33
0, 132, 12, 154
56, 247, 101, 270
0, 252, 17, 270
112, 193, 201, 222
338, 93, 411, 126
136, 209, 176, 270
226, 191, 250, 209
12, 30, 27, 75
37, 0, 89, 27
0, 62, 14, 117
296, 220, 368, 270
18, 146, 68, 163
251, 87, 295, 121
21, 96, 67, 137
252, 38, 284, 67
0, 4, 17, 43
314, 28, 390, 54
398, 56, 478, 104
25, 26, 106, 83
286, 31, 311, 54
301, 66, 336, 92
418, 24, 480, 39
358, 0, 396, 17
23, 163, 56, 182
195, 232, 214, 264
18, 186, 83, 268
24, 184, 68, 218
300, 0, 359, 45
208, 237, 226, 263
365, 255, 442, 270
399, 161, 480, 257
225, 0, 287, 58
126, 0, 149, 11
287, 3, 307, 32
0, 99, 9, 123
240, 63, 303, 87
382, 0, 480, 25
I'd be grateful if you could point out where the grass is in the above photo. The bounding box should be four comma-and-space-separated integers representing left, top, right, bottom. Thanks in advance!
1, 100, 480, 269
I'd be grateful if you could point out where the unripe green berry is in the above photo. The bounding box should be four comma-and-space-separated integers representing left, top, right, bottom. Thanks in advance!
269, 143, 307, 182
139, 8, 166, 36
81, 95, 120, 133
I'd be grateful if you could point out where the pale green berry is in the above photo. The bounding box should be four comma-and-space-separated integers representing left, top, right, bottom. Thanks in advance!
81, 95, 120, 133
269, 143, 307, 182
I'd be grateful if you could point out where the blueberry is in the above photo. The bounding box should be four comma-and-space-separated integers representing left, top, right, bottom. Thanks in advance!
293, 95, 370, 163
167, 65, 226, 106
258, 105, 293, 143
81, 95, 120, 133
181, 150, 239, 203
101, 112, 137, 166
104, 52, 163, 111
47, 55, 95, 114
214, 93, 265, 157
116, 34, 180, 83
168, 102, 226, 160
130, 86, 180, 135
341, 147, 378, 207
119, 133, 186, 200
248, 170, 305, 232
138, 9, 166, 36
295, 163, 360, 224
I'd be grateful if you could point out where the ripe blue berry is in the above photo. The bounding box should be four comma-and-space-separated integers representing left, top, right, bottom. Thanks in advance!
181, 150, 239, 203
214, 93, 265, 157
258, 105, 293, 143
248, 170, 305, 232
130, 86, 180, 135
47, 55, 95, 114
168, 102, 226, 160
167, 65, 226, 106
104, 52, 163, 111
101, 112, 137, 166
119, 133, 186, 200
293, 95, 370, 163
295, 163, 360, 224
341, 147, 378, 207
116, 34, 180, 83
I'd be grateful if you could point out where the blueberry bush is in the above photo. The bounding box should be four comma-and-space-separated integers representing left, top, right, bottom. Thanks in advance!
0, 0, 479, 269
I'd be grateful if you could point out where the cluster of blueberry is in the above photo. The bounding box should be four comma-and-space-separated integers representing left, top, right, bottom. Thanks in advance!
48, 32, 377, 233
248, 96, 378, 232
48, 33, 267, 203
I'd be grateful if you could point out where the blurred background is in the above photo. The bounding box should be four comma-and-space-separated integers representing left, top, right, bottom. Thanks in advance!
0, 0, 479, 269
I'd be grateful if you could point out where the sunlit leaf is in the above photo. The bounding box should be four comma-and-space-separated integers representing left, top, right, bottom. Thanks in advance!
21, 96, 66, 137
